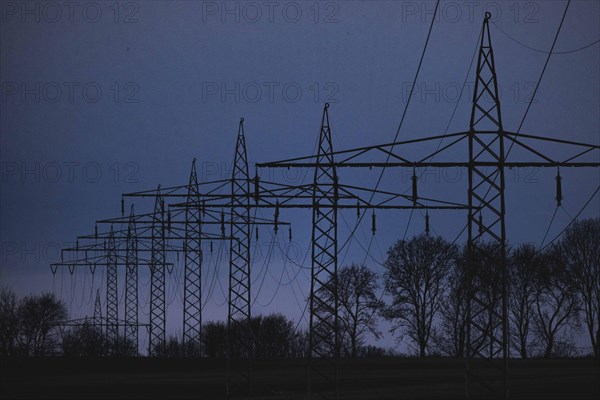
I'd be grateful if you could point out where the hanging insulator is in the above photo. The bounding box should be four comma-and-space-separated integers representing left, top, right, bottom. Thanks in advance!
167, 210, 172, 231
76, 240, 79, 252
95, 224, 98, 240
333, 175, 339, 200
412, 168, 418, 206
103, 240, 107, 251
478, 213, 484, 235
288, 226, 292, 242
371, 211, 376, 235
202, 200, 206, 217
210, 241, 214, 254
256, 226, 259, 240
254, 174, 260, 203
555, 168, 563, 207
425, 211, 430, 236
274, 201, 279, 234
85, 250, 89, 261
238, 242, 241, 252
121, 197, 125, 216
356, 201, 360, 218
221, 211, 225, 236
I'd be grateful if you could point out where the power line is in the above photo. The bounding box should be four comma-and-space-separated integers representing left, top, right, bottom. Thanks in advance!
492, 20, 599, 55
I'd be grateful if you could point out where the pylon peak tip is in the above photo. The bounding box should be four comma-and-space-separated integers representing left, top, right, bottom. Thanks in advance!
484, 11, 491, 20
324, 102, 330, 109
240, 117, 244, 123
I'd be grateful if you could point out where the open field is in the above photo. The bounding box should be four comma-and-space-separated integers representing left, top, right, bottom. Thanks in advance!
1, 357, 598, 399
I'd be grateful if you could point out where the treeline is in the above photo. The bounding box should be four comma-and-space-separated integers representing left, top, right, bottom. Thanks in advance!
0, 300, 391, 358
379, 218, 599, 359
0, 291, 67, 356
1, 218, 597, 359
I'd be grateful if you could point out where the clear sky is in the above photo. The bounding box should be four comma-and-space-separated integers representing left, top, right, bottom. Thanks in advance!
1, 0, 599, 354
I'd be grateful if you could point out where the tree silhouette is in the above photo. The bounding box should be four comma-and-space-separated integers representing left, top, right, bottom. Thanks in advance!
383, 234, 457, 357
533, 246, 580, 358
0, 287, 19, 355
559, 218, 600, 359
434, 250, 468, 358
317, 264, 383, 357
62, 320, 108, 357
509, 244, 540, 358
17, 293, 67, 356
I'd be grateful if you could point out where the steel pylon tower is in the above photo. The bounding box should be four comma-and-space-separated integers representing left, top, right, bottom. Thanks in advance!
228, 118, 252, 328
93, 288, 102, 329
308, 103, 339, 398
149, 185, 166, 356
466, 11, 508, 398
124, 205, 139, 353
183, 159, 202, 356
106, 225, 119, 350
227, 118, 252, 395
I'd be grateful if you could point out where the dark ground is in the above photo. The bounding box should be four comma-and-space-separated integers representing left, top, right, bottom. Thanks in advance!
1, 357, 598, 399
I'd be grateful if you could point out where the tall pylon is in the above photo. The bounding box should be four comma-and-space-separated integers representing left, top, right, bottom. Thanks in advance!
149, 185, 166, 356
124, 205, 139, 354
308, 103, 339, 399
93, 288, 102, 329
106, 225, 119, 351
227, 118, 252, 396
228, 118, 252, 328
466, 11, 508, 399
183, 159, 202, 356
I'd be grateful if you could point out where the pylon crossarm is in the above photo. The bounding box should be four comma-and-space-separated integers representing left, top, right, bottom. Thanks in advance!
505, 131, 600, 149
257, 131, 469, 167
122, 178, 230, 197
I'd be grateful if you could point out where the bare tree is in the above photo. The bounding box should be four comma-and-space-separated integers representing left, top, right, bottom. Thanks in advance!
434, 250, 467, 358
533, 246, 580, 358
558, 218, 600, 358
383, 234, 457, 357
17, 293, 68, 356
201, 321, 227, 358
509, 244, 540, 358
0, 287, 19, 355
62, 320, 108, 356
334, 264, 383, 357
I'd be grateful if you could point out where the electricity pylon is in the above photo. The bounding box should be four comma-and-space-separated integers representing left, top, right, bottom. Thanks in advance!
149, 186, 166, 356
183, 159, 203, 356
